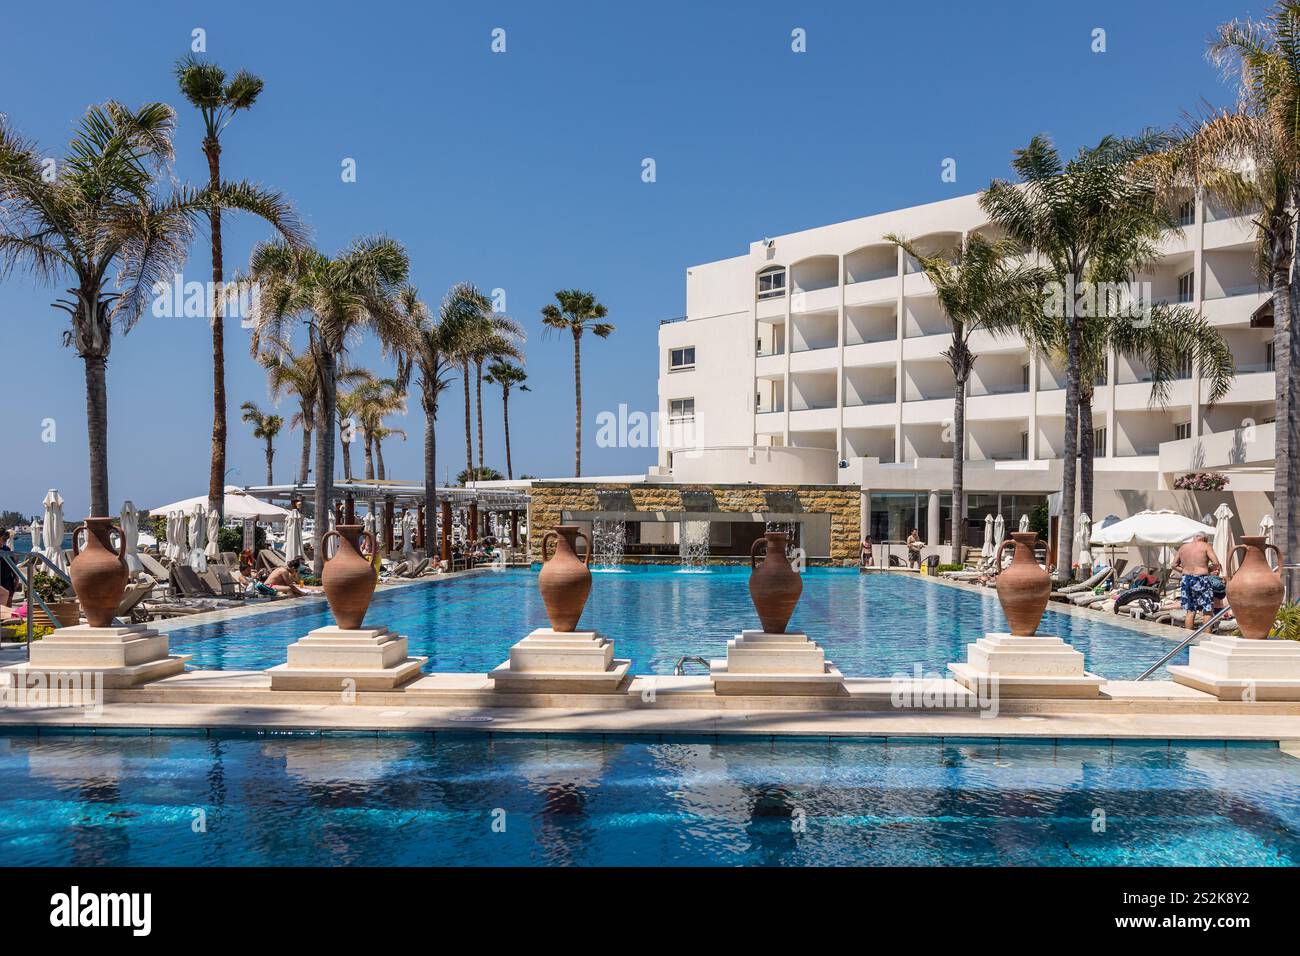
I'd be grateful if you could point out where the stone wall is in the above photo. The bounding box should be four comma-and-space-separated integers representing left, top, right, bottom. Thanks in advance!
527, 482, 861, 563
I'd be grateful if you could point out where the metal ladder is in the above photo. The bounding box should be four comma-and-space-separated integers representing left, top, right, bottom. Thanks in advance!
1135, 607, 1231, 681
674, 656, 710, 676
0, 550, 75, 661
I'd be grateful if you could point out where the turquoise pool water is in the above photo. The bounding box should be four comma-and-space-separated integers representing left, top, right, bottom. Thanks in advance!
0, 733, 1294, 866
165, 567, 1184, 680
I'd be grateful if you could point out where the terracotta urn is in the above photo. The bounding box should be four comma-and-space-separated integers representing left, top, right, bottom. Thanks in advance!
538, 525, 592, 632
321, 524, 378, 630
994, 532, 1051, 636
1226, 536, 1285, 639
749, 532, 803, 634
69, 516, 129, 628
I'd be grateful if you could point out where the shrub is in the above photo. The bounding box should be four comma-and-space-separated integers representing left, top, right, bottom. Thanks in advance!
1271, 601, 1300, 641
31, 570, 69, 602
1173, 471, 1229, 491
936, 563, 964, 573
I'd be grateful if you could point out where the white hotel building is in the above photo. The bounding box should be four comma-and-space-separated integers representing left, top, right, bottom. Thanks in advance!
657, 191, 1278, 552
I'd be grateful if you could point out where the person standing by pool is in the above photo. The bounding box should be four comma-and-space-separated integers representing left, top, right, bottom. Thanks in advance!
906, 529, 922, 569
860, 536, 873, 568
0, 529, 16, 606
1172, 532, 1221, 630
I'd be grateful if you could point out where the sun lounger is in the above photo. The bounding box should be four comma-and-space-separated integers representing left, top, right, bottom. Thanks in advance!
256, 548, 287, 571
1050, 567, 1113, 600
172, 565, 220, 599
137, 552, 171, 583
404, 557, 430, 578
112, 581, 156, 625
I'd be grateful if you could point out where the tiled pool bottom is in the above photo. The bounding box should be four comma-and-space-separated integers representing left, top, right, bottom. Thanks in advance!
164, 568, 1186, 680
0, 733, 1295, 866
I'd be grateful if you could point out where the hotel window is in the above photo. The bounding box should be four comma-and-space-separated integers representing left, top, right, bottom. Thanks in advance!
1177, 354, 1193, 379
668, 398, 695, 422
1177, 199, 1195, 227
1093, 427, 1107, 456
1177, 270, 1195, 303
1020, 431, 1029, 460
757, 268, 786, 300
669, 346, 695, 370
1175, 421, 1191, 441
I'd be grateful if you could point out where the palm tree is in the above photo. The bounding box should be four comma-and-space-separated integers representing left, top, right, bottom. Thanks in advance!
0, 102, 302, 516
244, 236, 413, 573
394, 286, 455, 550
470, 326, 524, 476
334, 377, 374, 481
372, 424, 406, 480
240, 401, 284, 485
1149, 1, 1300, 595
438, 284, 520, 484
262, 350, 369, 484
1062, 302, 1234, 519
542, 290, 614, 477
458, 466, 503, 485
484, 360, 530, 480
175, 56, 266, 520
885, 233, 1051, 562
981, 133, 1175, 576
351, 377, 407, 480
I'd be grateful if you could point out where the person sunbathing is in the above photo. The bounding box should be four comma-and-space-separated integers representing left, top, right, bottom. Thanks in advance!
263, 559, 321, 596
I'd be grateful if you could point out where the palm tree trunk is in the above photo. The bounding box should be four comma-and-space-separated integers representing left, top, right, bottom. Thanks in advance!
1058, 314, 1083, 580
376, 440, 386, 481
84, 353, 110, 517
462, 361, 474, 481
951, 374, 966, 564
1078, 394, 1095, 521
1277, 217, 1299, 598
363, 431, 375, 481
423, 389, 438, 553
503, 387, 513, 480
205, 139, 227, 521
475, 359, 485, 475
573, 332, 583, 477
265, 437, 274, 486
299, 410, 312, 484
312, 350, 338, 576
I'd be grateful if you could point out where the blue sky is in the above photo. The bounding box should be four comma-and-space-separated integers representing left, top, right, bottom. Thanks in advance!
0, 0, 1252, 519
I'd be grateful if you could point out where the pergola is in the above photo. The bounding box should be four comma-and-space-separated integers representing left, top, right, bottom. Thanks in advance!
240, 480, 532, 560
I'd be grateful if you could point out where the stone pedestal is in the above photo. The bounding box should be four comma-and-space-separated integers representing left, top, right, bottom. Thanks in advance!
489, 629, 631, 694
268, 626, 426, 691
709, 631, 845, 696
3, 624, 189, 688
1169, 635, 1300, 701
948, 633, 1105, 699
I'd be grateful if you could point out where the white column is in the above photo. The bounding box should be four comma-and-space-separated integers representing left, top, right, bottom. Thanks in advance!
927, 490, 941, 547
894, 246, 906, 462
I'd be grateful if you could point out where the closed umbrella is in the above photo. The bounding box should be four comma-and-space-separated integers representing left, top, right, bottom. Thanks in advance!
980, 513, 994, 560
362, 510, 376, 537
326, 507, 338, 559
166, 511, 183, 562
41, 489, 67, 572
1261, 514, 1276, 569
120, 500, 143, 575
1212, 503, 1235, 570
402, 510, 417, 555
189, 504, 208, 572
994, 513, 1006, 551
28, 518, 42, 554
1018, 513, 1030, 533
1075, 513, 1093, 569
284, 508, 304, 563
205, 509, 221, 560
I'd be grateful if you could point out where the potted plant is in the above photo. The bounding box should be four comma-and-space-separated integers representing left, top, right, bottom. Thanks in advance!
28, 570, 80, 628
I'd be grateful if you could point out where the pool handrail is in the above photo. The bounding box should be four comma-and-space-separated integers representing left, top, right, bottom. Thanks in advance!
1135, 606, 1231, 681
0, 549, 76, 660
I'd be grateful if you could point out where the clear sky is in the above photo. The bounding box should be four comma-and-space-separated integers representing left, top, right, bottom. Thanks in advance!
0, 0, 1252, 519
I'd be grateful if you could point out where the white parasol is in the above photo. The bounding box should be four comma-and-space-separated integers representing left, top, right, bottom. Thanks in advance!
980, 513, 994, 560
1260, 514, 1276, 569
284, 507, 304, 563
166, 511, 183, 562
40, 489, 67, 572
188, 504, 208, 572
205, 509, 221, 560
1212, 503, 1236, 571
1018, 513, 1030, 533
1075, 512, 1093, 568
148, 485, 290, 523
28, 518, 42, 554
993, 513, 1006, 552
120, 500, 143, 575
1091, 509, 1216, 548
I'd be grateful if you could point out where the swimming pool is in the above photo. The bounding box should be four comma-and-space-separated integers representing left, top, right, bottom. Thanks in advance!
0, 732, 1294, 866
165, 567, 1184, 680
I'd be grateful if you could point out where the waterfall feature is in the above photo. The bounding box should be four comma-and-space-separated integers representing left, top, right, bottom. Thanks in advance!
591, 519, 628, 572
678, 519, 711, 571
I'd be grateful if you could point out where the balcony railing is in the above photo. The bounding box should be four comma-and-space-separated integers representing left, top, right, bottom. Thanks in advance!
1203, 282, 1267, 301
790, 341, 837, 354
844, 394, 894, 407
969, 384, 1029, 397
